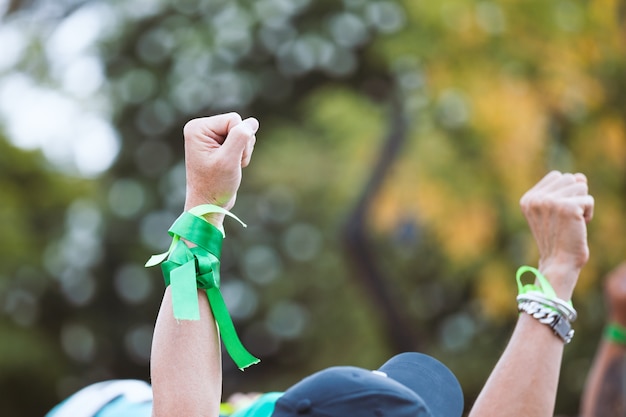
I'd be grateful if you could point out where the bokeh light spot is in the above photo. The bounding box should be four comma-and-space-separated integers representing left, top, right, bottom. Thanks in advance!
61, 323, 96, 363
114, 264, 153, 305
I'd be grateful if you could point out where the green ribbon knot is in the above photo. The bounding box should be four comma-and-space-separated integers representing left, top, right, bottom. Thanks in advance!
145, 205, 259, 370
516, 265, 558, 299
516, 265, 573, 307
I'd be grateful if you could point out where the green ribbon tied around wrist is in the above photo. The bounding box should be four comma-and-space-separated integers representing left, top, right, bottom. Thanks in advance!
605, 323, 626, 346
515, 265, 575, 313
145, 204, 260, 370
516, 266, 560, 299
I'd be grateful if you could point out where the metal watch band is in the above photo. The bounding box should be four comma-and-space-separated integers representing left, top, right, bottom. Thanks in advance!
516, 292, 578, 322
518, 300, 574, 344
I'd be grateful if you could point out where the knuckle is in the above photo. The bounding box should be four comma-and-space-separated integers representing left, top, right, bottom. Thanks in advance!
230, 123, 254, 139
547, 170, 562, 179
225, 111, 242, 122
519, 192, 532, 207
183, 119, 199, 136
524, 195, 563, 214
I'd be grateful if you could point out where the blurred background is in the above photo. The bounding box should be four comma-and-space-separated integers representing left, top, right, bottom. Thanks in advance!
0, 0, 625, 415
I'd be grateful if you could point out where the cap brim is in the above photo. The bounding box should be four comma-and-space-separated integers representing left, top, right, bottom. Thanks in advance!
378, 352, 463, 417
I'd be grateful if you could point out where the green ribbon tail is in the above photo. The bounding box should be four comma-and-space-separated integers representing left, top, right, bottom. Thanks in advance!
170, 259, 201, 320
206, 287, 260, 370
145, 236, 180, 268
188, 204, 247, 237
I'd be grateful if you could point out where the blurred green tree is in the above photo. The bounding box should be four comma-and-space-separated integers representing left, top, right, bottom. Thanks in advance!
0, 135, 94, 415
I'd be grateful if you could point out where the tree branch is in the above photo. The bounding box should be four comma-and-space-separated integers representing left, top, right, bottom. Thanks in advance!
341, 89, 419, 352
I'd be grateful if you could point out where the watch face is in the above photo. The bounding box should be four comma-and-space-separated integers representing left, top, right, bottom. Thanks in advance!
551, 315, 574, 344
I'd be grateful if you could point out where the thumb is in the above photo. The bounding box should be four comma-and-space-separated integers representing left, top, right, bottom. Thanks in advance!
220, 117, 259, 160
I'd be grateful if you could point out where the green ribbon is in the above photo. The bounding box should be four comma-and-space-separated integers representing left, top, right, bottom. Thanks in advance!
516, 265, 558, 299
516, 265, 573, 307
605, 323, 626, 346
145, 205, 259, 370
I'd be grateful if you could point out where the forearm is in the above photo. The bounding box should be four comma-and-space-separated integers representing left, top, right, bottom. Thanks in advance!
580, 339, 626, 417
149, 113, 257, 417
470, 264, 578, 417
469, 314, 565, 417
151, 287, 222, 417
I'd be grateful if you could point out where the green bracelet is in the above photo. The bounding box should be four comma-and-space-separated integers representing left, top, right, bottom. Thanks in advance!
516, 265, 559, 299
146, 204, 259, 370
516, 265, 577, 321
605, 323, 626, 346
516, 266, 574, 306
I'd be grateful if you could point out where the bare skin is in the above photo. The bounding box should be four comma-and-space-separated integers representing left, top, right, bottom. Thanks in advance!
580, 262, 626, 417
151, 113, 258, 417
150, 117, 594, 417
469, 171, 594, 417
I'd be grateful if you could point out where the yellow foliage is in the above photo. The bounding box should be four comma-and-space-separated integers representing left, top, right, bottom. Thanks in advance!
470, 76, 548, 201
539, 43, 606, 112
373, 173, 497, 264
589, 0, 625, 48
596, 117, 626, 169
437, 198, 498, 262
475, 261, 518, 322
590, 195, 626, 265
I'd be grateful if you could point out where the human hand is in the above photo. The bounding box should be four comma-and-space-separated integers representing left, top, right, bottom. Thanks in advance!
182, 113, 258, 224
604, 262, 626, 327
519, 171, 594, 299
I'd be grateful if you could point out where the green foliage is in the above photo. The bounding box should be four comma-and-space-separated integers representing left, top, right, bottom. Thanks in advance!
0, 136, 93, 416
2, 0, 626, 416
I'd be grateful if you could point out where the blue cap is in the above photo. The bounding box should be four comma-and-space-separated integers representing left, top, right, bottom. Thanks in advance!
236, 352, 463, 417
376, 352, 464, 417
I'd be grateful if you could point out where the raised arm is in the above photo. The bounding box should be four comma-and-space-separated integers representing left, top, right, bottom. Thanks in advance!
580, 262, 626, 417
150, 113, 259, 417
469, 171, 594, 417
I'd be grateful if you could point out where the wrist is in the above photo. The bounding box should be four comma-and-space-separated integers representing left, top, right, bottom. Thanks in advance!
604, 322, 626, 347
608, 314, 626, 329
196, 212, 225, 230
144, 209, 259, 369
185, 199, 227, 230
516, 266, 577, 344
538, 264, 581, 300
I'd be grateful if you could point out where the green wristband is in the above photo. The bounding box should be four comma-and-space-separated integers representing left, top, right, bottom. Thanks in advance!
516, 265, 558, 299
516, 266, 574, 307
605, 323, 626, 346
146, 205, 259, 370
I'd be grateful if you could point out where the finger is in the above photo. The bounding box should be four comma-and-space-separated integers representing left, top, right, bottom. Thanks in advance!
240, 118, 259, 166
520, 171, 571, 208
241, 135, 256, 168
549, 180, 589, 198
221, 117, 259, 162
574, 172, 588, 184
565, 194, 594, 222
541, 172, 579, 192
183, 112, 243, 144
531, 170, 563, 191
582, 194, 594, 222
